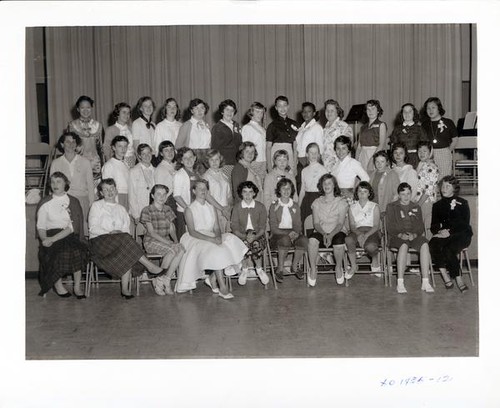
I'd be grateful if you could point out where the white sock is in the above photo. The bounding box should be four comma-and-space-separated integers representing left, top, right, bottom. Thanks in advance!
397, 278, 407, 293
421, 278, 434, 292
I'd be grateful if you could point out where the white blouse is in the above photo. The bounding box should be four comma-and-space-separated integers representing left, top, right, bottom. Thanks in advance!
300, 162, 328, 192
173, 167, 192, 212
241, 121, 266, 162
154, 160, 176, 197
132, 117, 155, 148
296, 119, 324, 157
36, 194, 72, 231
203, 168, 231, 207
188, 117, 211, 149
102, 157, 129, 194
331, 156, 370, 189
88, 199, 130, 239
153, 119, 182, 155
350, 201, 378, 228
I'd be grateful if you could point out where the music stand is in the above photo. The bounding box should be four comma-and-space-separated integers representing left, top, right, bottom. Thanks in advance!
345, 104, 365, 146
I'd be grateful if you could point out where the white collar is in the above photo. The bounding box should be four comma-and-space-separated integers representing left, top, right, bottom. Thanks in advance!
241, 200, 255, 209
301, 118, 317, 130
140, 163, 153, 171
326, 117, 340, 127
221, 119, 234, 130
115, 122, 129, 130
403, 121, 415, 126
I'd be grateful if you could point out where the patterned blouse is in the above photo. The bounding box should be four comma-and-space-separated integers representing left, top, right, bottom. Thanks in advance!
140, 203, 176, 246
415, 160, 439, 203
323, 118, 353, 173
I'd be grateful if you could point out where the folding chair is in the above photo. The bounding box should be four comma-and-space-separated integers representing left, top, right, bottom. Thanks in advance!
383, 218, 435, 288
25, 143, 55, 195
225, 243, 271, 291
303, 215, 349, 287
459, 248, 475, 286
453, 136, 478, 194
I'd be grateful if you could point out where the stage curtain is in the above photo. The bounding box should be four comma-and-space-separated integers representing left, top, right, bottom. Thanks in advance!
25, 29, 40, 145
45, 24, 465, 146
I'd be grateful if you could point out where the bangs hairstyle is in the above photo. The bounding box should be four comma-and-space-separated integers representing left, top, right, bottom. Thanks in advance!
136, 96, 156, 113
275, 177, 295, 198
365, 99, 384, 118
237, 180, 259, 200
76, 95, 94, 108
97, 178, 117, 199
323, 99, 345, 120
206, 149, 225, 167
150, 184, 169, 204
391, 142, 409, 164
160, 98, 180, 121
112, 102, 131, 119
158, 140, 176, 162
317, 173, 341, 197
397, 182, 412, 193
272, 149, 290, 171
57, 131, 82, 153
417, 140, 433, 156
354, 181, 375, 201
423, 97, 446, 117
50, 171, 70, 192
247, 102, 266, 120
189, 98, 210, 114
438, 175, 460, 195
397, 103, 419, 124
218, 99, 238, 115
236, 141, 257, 161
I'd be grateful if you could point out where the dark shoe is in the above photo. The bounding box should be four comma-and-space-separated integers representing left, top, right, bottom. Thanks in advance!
293, 266, 304, 280
444, 280, 454, 289
74, 293, 87, 300
275, 269, 284, 283
55, 290, 72, 298
121, 293, 135, 300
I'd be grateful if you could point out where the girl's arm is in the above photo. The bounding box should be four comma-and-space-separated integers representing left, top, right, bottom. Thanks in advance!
266, 142, 273, 172
144, 222, 171, 245
230, 206, 247, 240
298, 169, 306, 206
376, 122, 387, 152
38, 227, 73, 246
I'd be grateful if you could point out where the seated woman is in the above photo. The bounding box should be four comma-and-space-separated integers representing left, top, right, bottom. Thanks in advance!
175, 179, 248, 299
88, 178, 166, 299
385, 182, 434, 294
140, 184, 185, 296
230, 181, 269, 286
331, 135, 369, 202
36, 172, 88, 298
369, 151, 400, 216
345, 181, 381, 279
429, 176, 473, 292
307, 174, 348, 287
263, 149, 297, 211
268, 178, 308, 283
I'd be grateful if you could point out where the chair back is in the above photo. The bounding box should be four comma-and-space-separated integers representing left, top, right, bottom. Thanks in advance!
454, 136, 477, 150
26, 142, 51, 157
303, 214, 314, 234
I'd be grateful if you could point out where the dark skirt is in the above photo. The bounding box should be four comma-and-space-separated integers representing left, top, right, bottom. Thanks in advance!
243, 236, 266, 260
89, 232, 145, 278
38, 229, 88, 295
301, 191, 321, 224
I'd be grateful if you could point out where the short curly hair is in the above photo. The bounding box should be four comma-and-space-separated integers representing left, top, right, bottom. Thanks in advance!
50, 171, 71, 192
112, 102, 131, 120
423, 97, 446, 117
236, 141, 257, 162
323, 99, 345, 120
438, 175, 460, 195
97, 178, 116, 199
354, 181, 375, 201
365, 99, 384, 118
397, 182, 412, 193
189, 98, 210, 115
218, 99, 238, 115
57, 131, 82, 153
237, 180, 259, 200
391, 142, 409, 165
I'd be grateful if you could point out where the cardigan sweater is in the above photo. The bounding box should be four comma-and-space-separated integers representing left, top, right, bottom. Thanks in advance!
386, 200, 424, 238
430, 196, 473, 236
268, 200, 302, 235
230, 200, 267, 235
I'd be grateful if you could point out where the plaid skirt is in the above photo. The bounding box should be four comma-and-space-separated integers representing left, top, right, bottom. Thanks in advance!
38, 229, 88, 295
89, 232, 145, 278
243, 236, 266, 260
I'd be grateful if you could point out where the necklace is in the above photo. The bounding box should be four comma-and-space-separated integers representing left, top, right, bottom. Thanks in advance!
429, 119, 440, 144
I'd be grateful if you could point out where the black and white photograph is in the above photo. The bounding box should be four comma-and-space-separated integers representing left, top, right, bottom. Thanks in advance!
3, 1, 500, 406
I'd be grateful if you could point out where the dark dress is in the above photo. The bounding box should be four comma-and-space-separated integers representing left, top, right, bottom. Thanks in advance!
36, 194, 88, 295
429, 196, 473, 278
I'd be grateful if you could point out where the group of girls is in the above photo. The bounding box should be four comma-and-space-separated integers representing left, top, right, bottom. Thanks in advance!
35, 93, 471, 300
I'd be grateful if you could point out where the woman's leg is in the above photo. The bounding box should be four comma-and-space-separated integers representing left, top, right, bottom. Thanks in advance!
72, 270, 84, 297
215, 269, 232, 297
333, 244, 345, 280
160, 247, 185, 295
53, 278, 68, 295
396, 244, 408, 293
364, 233, 381, 269
121, 270, 132, 296
139, 255, 163, 274
345, 232, 358, 275
420, 243, 434, 292
307, 238, 320, 281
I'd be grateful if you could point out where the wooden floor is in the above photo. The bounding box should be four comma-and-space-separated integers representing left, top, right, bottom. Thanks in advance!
25, 269, 478, 359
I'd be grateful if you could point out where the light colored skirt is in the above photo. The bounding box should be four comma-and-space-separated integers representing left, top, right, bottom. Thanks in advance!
357, 146, 377, 172
433, 147, 453, 177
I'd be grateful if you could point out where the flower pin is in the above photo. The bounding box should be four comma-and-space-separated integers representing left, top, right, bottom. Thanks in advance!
402, 128, 408, 134
291, 208, 296, 214
450, 199, 462, 210
437, 120, 447, 133
291, 124, 298, 131
400, 210, 405, 218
